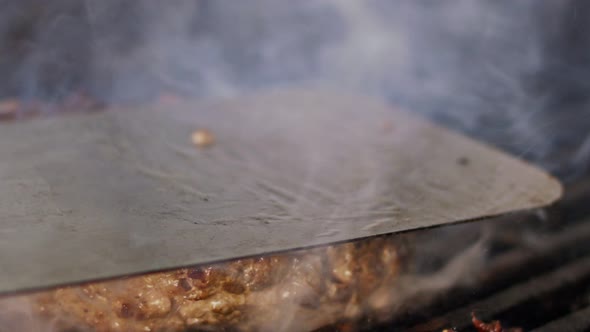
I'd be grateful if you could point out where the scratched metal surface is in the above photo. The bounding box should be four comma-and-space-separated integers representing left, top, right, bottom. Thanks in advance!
0, 89, 562, 293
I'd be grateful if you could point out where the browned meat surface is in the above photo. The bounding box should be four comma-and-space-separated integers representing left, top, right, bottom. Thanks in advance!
0, 235, 406, 332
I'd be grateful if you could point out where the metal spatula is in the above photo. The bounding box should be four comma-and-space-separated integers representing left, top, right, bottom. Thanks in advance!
0, 89, 562, 294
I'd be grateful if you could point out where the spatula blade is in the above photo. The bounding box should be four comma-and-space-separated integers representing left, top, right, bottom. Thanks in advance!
0, 89, 562, 293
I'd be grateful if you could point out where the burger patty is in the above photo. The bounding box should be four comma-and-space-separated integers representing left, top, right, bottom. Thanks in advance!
1, 235, 407, 332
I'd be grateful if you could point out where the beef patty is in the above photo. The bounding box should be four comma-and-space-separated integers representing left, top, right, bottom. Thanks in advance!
0, 234, 408, 332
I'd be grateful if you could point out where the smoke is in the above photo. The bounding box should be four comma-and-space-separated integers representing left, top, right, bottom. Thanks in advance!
0, 296, 58, 332
2, 0, 589, 176
89, 0, 589, 175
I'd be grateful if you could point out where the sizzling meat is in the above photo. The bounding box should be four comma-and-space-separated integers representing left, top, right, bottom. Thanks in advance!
0, 235, 406, 332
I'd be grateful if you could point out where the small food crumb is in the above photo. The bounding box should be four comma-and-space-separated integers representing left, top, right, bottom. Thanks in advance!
191, 129, 215, 148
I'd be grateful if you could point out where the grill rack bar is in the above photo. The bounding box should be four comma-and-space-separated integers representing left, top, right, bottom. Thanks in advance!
409, 255, 590, 331
532, 306, 590, 332
366, 179, 590, 332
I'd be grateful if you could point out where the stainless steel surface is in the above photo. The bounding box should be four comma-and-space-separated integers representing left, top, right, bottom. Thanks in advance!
0, 89, 562, 293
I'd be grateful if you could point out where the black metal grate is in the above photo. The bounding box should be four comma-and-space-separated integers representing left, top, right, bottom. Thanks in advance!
370, 179, 590, 331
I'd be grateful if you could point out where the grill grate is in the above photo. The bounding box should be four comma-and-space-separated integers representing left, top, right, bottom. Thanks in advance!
531, 307, 590, 332
368, 179, 590, 332
410, 256, 590, 331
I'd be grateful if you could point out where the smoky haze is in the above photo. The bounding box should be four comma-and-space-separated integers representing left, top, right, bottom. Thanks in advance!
1, 0, 589, 178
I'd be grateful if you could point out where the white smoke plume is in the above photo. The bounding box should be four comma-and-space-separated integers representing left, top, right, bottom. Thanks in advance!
1, 0, 588, 176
